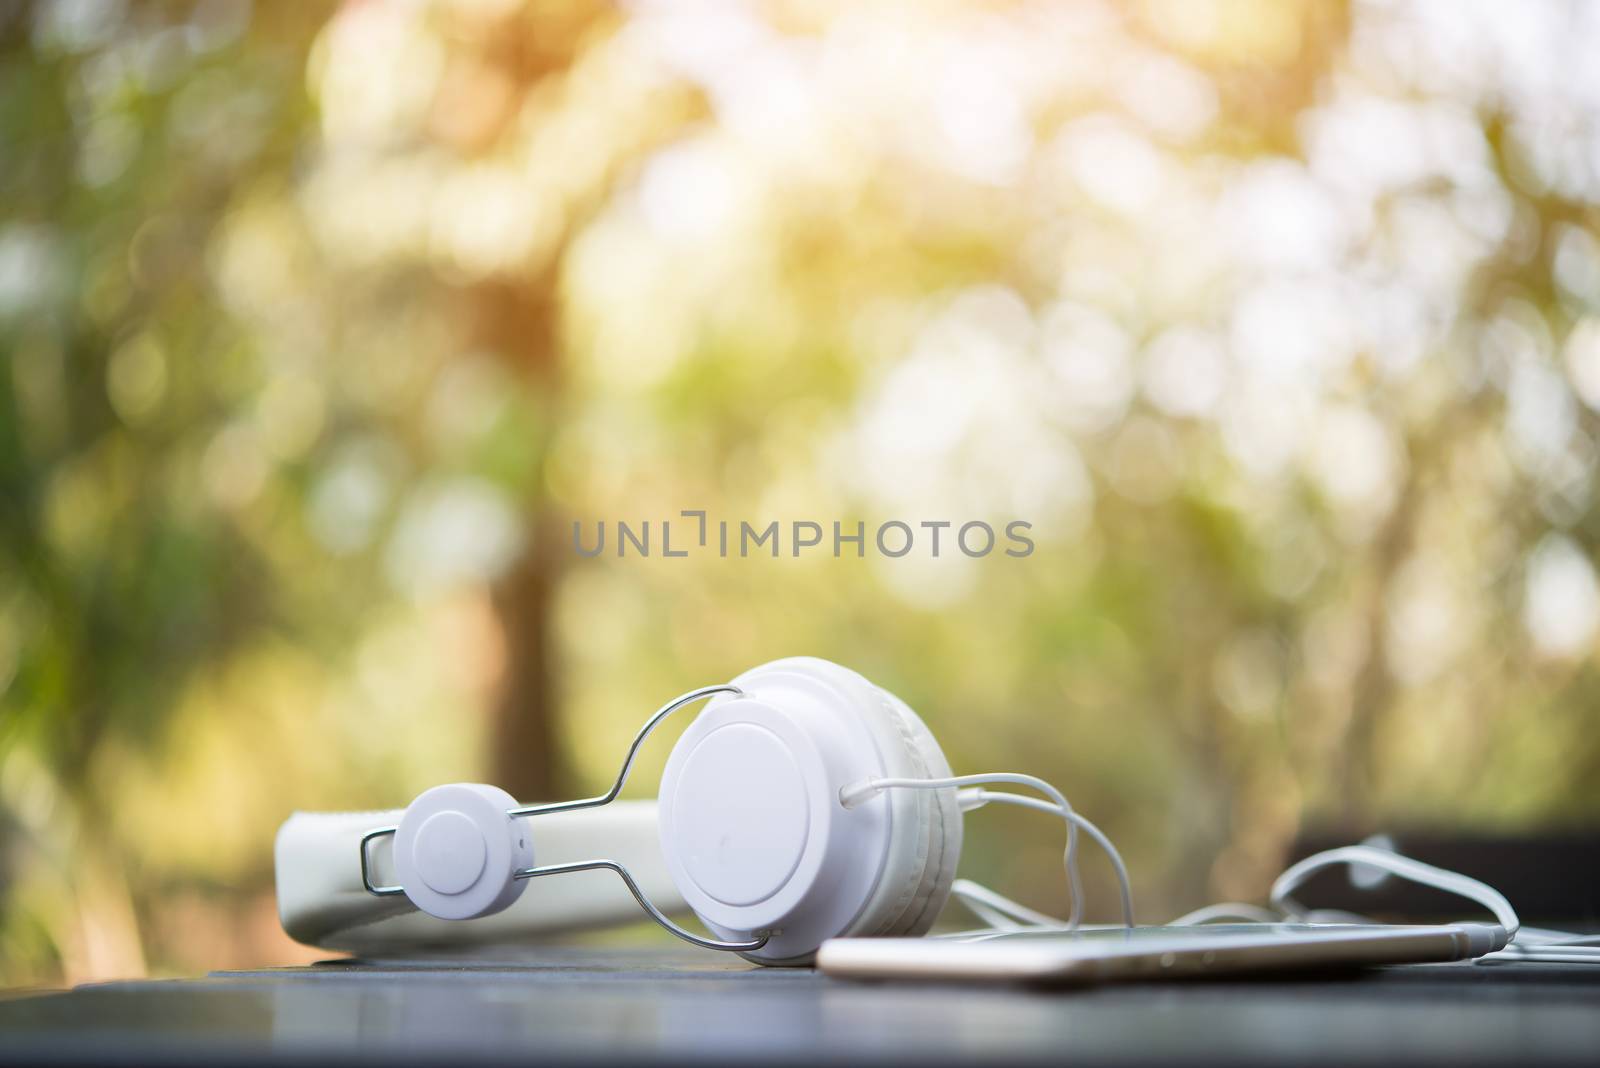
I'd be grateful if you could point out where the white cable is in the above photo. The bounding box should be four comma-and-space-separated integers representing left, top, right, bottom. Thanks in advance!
841, 772, 1088, 928
965, 789, 1135, 929
1169, 902, 1280, 926
842, 774, 1136, 929
1270, 845, 1520, 938
858, 770, 1594, 964
949, 878, 1066, 930
1494, 941, 1600, 963
1300, 908, 1379, 925
1173, 844, 1600, 965
1513, 926, 1600, 947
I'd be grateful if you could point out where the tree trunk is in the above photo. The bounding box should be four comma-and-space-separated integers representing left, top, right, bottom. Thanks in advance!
489, 517, 565, 800
475, 277, 567, 802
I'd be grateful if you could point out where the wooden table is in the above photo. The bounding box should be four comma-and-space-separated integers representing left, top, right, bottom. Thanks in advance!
3, 944, 1598, 1065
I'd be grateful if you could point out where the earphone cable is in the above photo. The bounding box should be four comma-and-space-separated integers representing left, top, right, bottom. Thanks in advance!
842, 773, 1135, 930
841, 771, 1087, 929
1181, 843, 1600, 964
963, 788, 1136, 930
949, 877, 1069, 930
947, 880, 1038, 931
1269, 844, 1520, 938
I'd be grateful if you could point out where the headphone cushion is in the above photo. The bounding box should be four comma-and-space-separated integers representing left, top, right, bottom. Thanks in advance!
871, 687, 963, 936
775, 658, 961, 940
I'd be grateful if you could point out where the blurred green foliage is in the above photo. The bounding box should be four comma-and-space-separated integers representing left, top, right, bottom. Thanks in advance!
4, 0, 1600, 986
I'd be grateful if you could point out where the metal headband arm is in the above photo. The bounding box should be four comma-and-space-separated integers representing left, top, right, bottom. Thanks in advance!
505, 684, 742, 819
358, 683, 769, 953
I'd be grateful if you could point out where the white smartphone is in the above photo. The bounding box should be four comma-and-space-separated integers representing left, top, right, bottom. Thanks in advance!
816, 923, 1506, 985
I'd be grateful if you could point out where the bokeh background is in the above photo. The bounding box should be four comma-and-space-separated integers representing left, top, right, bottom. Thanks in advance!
5, 0, 1600, 986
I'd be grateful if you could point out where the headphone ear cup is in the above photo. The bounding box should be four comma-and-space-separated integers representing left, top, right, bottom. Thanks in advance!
392, 783, 533, 921
658, 656, 963, 964
869, 687, 962, 937
769, 658, 962, 942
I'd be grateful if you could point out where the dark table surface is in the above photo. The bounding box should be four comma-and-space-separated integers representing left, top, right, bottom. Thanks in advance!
3, 944, 1599, 1067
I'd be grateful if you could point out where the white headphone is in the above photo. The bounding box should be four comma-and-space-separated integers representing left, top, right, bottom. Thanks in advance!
279, 656, 1065, 964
